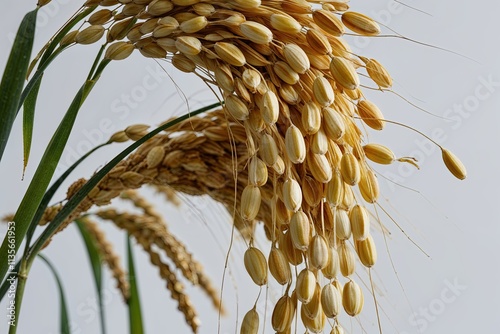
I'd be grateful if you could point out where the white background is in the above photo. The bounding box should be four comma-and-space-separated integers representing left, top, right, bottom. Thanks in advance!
0, 1, 499, 333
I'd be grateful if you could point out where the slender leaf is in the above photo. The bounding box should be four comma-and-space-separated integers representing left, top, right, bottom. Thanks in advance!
17, 6, 99, 116
75, 219, 106, 334
38, 254, 71, 334
127, 236, 144, 334
22, 77, 41, 173
24, 143, 109, 250
27, 102, 221, 260
0, 62, 109, 283
0, 9, 37, 162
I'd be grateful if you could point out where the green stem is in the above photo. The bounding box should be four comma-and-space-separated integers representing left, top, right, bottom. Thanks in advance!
7, 259, 30, 334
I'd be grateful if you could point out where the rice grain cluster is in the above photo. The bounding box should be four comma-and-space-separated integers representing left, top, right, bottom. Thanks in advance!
39, 0, 468, 332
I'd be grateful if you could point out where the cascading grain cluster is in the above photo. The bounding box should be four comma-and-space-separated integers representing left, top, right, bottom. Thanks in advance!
51, 0, 468, 332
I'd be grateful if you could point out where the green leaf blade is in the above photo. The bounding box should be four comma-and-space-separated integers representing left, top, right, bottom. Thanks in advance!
38, 254, 71, 334
127, 236, 144, 334
0, 9, 37, 162
75, 219, 107, 334
22, 76, 42, 173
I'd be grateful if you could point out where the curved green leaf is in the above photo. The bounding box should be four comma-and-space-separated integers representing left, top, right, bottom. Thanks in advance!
38, 254, 70, 334
0, 9, 37, 162
23, 142, 109, 251
22, 77, 41, 173
0, 61, 110, 283
127, 236, 144, 334
75, 219, 107, 334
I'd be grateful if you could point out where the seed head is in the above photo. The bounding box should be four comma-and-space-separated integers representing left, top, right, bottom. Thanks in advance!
244, 247, 268, 285
441, 148, 467, 180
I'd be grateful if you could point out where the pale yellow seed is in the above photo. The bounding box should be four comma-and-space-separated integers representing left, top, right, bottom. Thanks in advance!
261, 90, 279, 125
359, 168, 379, 203
147, 0, 174, 16
308, 152, 333, 183
302, 283, 321, 319
349, 204, 370, 240
326, 171, 343, 207
270, 13, 302, 34
146, 146, 165, 169
225, 95, 249, 120
285, 125, 306, 164
290, 211, 310, 251
355, 235, 377, 267
306, 28, 332, 55
214, 64, 234, 92
301, 302, 326, 333
156, 37, 177, 53
335, 209, 351, 240
139, 42, 167, 59
296, 269, 316, 304
342, 11, 381, 36
125, 124, 149, 141
240, 21, 273, 44
281, 229, 303, 266
308, 235, 329, 270
244, 247, 268, 285
340, 152, 360, 186
283, 44, 310, 74
122, 3, 144, 16
283, 178, 303, 212
321, 246, 340, 279
312, 9, 345, 36
330, 56, 359, 90
313, 76, 335, 107
342, 280, 364, 316
179, 16, 208, 33
311, 129, 328, 155
301, 101, 321, 135
175, 36, 202, 55
441, 148, 467, 180
363, 143, 395, 164
272, 155, 286, 175
88, 9, 113, 25
301, 175, 322, 207
274, 61, 300, 85
248, 156, 268, 186
260, 133, 279, 166
365, 57, 393, 88
105, 42, 135, 60
240, 308, 259, 334
171, 53, 197, 73
60, 30, 79, 47
338, 241, 355, 277
323, 107, 345, 141
240, 185, 261, 221
268, 247, 292, 285
108, 131, 129, 143
357, 99, 385, 130
242, 68, 261, 93
271, 295, 295, 332
214, 42, 246, 66
140, 18, 160, 35
192, 3, 215, 16
279, 84, 299, 105
75, 25, 105, 45
321, 283, 342, 318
